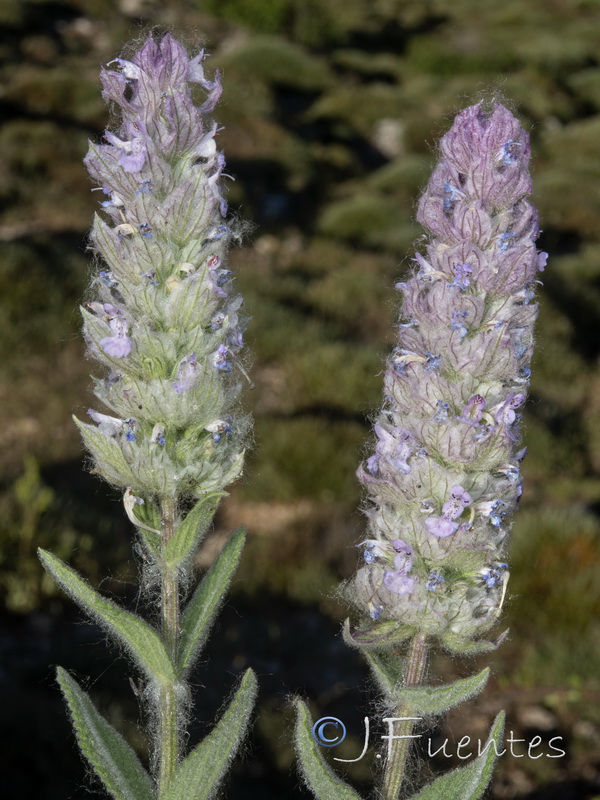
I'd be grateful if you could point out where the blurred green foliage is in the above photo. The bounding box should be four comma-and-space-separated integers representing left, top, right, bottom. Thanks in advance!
0, 457, 132, 613
1, 5, 600, 794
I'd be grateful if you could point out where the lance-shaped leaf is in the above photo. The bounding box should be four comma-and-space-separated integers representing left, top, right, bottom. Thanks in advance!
294, 698, 364, 800
407, 711, 505, 800
162, 668, 257, 800
399, 668, 490, 716
163, 491, 224, 567
177, 526, 245, 676
39, 549, 176, 685
343, 617, 415, 650
57, 667, 155, 800
364, 652, 490, 715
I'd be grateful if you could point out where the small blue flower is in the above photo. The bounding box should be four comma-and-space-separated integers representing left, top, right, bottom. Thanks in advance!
209, 312, 225, 331
136, 180, 154, 194
216, 269, 233, 287
364, 546, 376, 564
450, 263, 472, 290
443, 182, 464, 212
426, 571, 444, 592
211, 344, 232, 372
450, 310, 468, 338
424, 352, 441, 372
149, 424, 166, 446
497, 140, 519, 166
473, 423, 494, 442
390, 349, 407, 375
99, 270, 118, 288
498, 232, 514, 252
205, 419, 233, 442
142, 270, 159, 286
204, 224, 229, 242
139, 223, 153, 239
433, 401, 450, 423
479, 562, 508, 589
478, 499, 506, 527
124, 418, 137, 441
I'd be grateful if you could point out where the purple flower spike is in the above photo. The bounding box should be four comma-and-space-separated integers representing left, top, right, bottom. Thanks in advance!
352, 102, 543, 641
81, 33, 248, 507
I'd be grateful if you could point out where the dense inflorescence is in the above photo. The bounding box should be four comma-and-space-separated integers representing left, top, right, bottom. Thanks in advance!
351, 103, 546, 646
78, 33, 248, 506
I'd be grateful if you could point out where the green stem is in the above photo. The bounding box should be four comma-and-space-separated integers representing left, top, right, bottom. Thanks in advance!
381, 632, 429, 800
158, 497, 180, 796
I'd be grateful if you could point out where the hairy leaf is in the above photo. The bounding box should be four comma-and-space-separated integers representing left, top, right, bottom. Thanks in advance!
368, 654, 490, 716
163, 492, 224, 567
407, 711, 505, 800
393, 668, 490, 715
177, 527, 245, 676
57, 667, 155, 800
39, 549, 176, 684
294, 698, 364, 800
162, 668, 257, 800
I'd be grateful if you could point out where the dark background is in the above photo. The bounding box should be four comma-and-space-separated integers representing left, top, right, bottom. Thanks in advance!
2, 0, 600, 798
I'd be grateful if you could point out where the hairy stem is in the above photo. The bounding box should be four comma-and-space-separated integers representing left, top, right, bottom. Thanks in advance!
382, 632, 429, 800
159, 497, 180, 794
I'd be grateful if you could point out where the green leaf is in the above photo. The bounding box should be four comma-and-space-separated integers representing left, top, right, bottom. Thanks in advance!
57, 667, 155, 800
343, 617, 415, 650
73, 415, 137, 488
163, 492, 224, 568
407, 711, 505, 800
39, 549, 176, 685
399, 668, 490, 715
162, 668, 257, 800
177, 527, 245, 676
294, 698, 364, 800
441, 630, 508, 656
364, 652, 489, 714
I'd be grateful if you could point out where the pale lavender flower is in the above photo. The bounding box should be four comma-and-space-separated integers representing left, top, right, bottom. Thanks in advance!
172, 353, 198, 394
